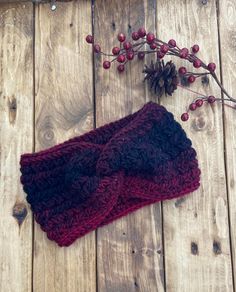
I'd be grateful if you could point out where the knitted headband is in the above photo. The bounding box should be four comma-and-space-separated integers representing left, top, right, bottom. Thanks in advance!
20, 102, 200, 247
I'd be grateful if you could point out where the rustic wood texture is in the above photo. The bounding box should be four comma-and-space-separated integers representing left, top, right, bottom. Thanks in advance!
34, 1, 95, 292
0, 0, 72, 3
0, 0, 26, 2
0, 2, 33, 292
0, 0, 235, 291
156, 0, 234, 291
218, 0, 236, 282
94, 1, 165, 291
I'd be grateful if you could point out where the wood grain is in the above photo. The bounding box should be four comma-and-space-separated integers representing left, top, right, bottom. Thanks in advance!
0, 3, 33, 292
94, 1, 165, 291
0, 0, 29, 2
0, 0, 72, 3
156, 0, 234, 291
34, 1, 96, 292
218, 0, 236, 283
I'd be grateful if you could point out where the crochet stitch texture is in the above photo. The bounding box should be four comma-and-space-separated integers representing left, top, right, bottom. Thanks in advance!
20, 102, 201, 247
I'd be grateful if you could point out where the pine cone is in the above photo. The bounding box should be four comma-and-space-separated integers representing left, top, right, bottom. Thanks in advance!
143, 60, 179, 97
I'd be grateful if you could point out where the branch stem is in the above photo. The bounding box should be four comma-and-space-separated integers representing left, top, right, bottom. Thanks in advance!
211, 72, 236, 102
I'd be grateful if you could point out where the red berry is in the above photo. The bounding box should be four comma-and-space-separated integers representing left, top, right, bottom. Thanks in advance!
132, 32, 139, 41
146, 32, 155, 43
138, 27, 146, 38
138, 52, 145, 60
193, 59, 201, 68
86, 35, 93, 44
157, 51, 165, 59
181, 113, 189, 121
118, 33, 126, 42
93, 44, 101, 53
192, 44, 199, 54
112, 47, 120, 55
179, 48, 189, 58
196, 99, 203, 107
117, 64, 125, 73
126, 51, 134, 60
188, 75, 196, 83
123, 41, 132, 50
178, 67, 187, 75
207, 95, 216, 103
150, 43, 157, 50
207, 62, 216, 72
189, 103, 197, 111
117, 54, 126, 63
168, 39, 176, 47
103, 61, 111, 69
160, 44, 169, 54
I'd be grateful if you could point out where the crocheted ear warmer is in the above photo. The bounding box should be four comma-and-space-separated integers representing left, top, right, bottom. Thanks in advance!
20, 102, 200, 247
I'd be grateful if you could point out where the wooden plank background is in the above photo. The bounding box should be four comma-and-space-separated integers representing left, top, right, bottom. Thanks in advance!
0, 0, 235, 291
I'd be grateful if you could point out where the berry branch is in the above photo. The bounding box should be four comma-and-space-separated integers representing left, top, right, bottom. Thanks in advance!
85, 28, 235, 122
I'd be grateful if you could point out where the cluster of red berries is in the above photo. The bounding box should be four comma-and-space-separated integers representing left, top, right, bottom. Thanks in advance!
86, 29, 216, 77
86, 28, 156, 72
181, 95, 216, 121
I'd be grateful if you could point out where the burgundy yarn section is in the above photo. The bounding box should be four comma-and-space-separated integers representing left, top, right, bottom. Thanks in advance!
20, 102, 201, 247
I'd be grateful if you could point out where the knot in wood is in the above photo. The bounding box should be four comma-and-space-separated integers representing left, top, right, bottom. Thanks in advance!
12, 202, 28, 227
192, 115, 206, 131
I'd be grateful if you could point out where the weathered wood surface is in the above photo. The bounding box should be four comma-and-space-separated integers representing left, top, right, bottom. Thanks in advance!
0, 0, 235, 291
218, 0, 236, 282
0, 0, 72, 3
0, 2, 33, 292
34, 1, 96, 292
